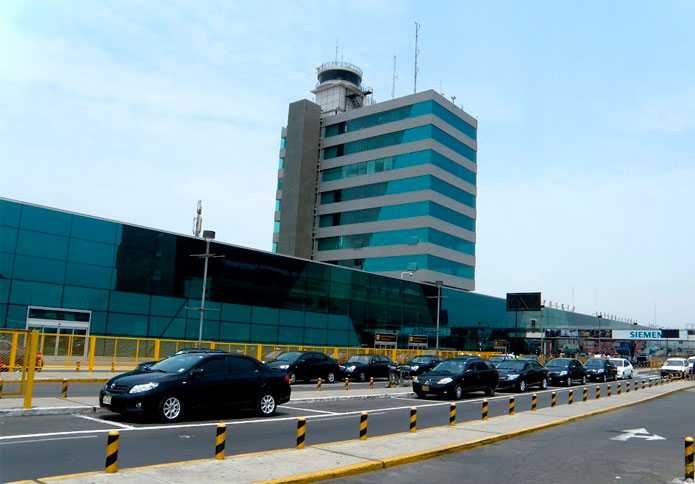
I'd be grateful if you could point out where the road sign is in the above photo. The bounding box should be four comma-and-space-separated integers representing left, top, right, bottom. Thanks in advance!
610, 428, 665, 441
374, 332, 397, 347
408, 335, 428, 347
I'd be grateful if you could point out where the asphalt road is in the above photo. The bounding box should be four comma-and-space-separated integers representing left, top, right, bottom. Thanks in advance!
333, 387, 695, 484
0, 376, 663, 482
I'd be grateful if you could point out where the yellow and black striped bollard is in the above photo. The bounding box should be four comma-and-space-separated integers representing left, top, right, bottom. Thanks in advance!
369, 377, 374, 390
482, 399, 488, 420
509, 396, 515, 415
111, 361, 115, 372
583, 387, 588, 401
568, 389, 573, 405
596, 386, 600, 400
551, 391, 557, 407
409, 407, 417, 433
359, 412, 368, 440
686, 437, 694, 480
634, 380, 638, 391
617, 382, 622, 395
531, 393, 537, 411
317, 378, 322, 392
607, 384, 612, 397
449, 403, 456, 426
345, 378, 349, 391
297, 418, 306, 449
76, 361, 80, 372
105, 431, 119, 473
649, 378, 653, 388
61, 379, 68, 399
215, 424, 226, 460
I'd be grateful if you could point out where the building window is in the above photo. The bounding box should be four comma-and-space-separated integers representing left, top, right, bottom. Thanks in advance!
275, 200, 281, 212
278, 157, 284, 169
273, 222, 280, 233
280, 137, 286, 149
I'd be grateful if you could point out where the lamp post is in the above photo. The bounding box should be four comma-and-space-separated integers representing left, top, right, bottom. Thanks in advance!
435, 280, 443, 356
597, 313, 602, 355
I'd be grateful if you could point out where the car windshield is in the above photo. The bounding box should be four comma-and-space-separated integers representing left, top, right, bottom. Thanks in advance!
665, 359, 685, 367
347, 355, 371, 364
490, 356, 507, 362
275, 352, 303, 362
150, 354, 208, 373
546, 359, 570, 369
411, 356, 432, 363
433, 360, 466, 373
584, 359, 604, 368
611, 359, 624, 367
497, 360, 527, 371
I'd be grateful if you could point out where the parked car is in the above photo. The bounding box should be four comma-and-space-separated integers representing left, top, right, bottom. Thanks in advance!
584, 358, 618, 382
398, 355, 446, 378
631, 354, 650, 368
265, 351, 339, 384
686, 356, 695, 374
545, 358, 587, 386
609, 357, 634, 379
489, 355, 515, 367
99, 352, 291, 422
660, 358, 689, 377
496, 358, 549, 392
0, 339, 43, 372
412, 357, 499, 399
339, 354, 396, 381
136, 348, 226, 371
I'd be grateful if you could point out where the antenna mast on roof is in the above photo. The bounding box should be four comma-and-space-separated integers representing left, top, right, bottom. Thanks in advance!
192, 200, 202, 237
391, 54, 397, 99
413, 22, 420, 94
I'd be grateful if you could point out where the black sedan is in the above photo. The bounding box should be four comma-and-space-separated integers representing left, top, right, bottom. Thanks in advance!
413, 357, 499, 399
100, 353, 291, 422
584, 358, 618, 382
398, 355, 446, 378
545, 358, 587, 386
496, 358, 549, 392
339, 354, 395, 381
266, 351, 339, 384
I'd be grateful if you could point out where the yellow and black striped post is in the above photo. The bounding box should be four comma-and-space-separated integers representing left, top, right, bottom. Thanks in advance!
317, 378, 322, 392
634, 380, 639, 391
686, 437, 694, 480
76, 361, 80, 372
215, 424, 226, 460
509, 396, 515, 415
583, 387, 588, 401
61, 379, 68, 398
607, 384, 612, 397
568, 389, 573, 405
649, 378, 653, 388
551, 391, 557, 407
296, 417, 306, 449
642, 379, 646, 389
359, 412, 368, 440
409, 407, 417, 433
482, 399, 488, 420
111, 361, 115, 372
369, 377, 374, 390
344, 378, 349, 391
531, 393, 537, 411
617, 382, 622, 395
627, 380, 631, 392
105, 430, 119, 473
595, 386, 600, 400
449, 403, 456, 426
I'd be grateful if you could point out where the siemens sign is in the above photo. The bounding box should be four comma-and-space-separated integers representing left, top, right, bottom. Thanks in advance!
612, 330, 686, 340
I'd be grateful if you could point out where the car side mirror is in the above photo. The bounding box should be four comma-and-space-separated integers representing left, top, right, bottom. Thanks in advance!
191, 368, 204, 377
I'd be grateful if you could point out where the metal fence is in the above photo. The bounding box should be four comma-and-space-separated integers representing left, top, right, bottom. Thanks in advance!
0, 330, 35, 399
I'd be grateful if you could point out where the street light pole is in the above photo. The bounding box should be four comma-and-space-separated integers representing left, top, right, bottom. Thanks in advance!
597, 313, 602, 355
435, 280, 443, 356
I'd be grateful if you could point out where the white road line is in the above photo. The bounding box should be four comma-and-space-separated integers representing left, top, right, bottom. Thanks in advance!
280, 406, 339, 415
75, 414, 135, 429
0, 435, 98, 445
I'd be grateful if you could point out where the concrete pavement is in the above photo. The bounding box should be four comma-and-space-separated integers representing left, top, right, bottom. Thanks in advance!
8, 377, 691, 484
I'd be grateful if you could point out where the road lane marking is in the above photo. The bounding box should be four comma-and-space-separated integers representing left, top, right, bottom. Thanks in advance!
75, 414, 135, 429
280, 406, 339, 415
0, 435, 98, 445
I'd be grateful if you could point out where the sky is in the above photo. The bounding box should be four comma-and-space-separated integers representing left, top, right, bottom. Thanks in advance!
1, 1, 694, 327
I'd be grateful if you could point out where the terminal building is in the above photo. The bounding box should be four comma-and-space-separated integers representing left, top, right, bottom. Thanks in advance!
3, 197, 679, 358
273, 62, 477, 291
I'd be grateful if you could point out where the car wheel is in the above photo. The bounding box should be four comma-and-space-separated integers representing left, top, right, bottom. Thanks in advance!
484, 386, 495, 397
287, 371, 296, 385
158, 395, 183, 423
257, 393, 277, 417
518, 380, 526, 392
567, 376, 573, 387
453, 384, 463, 400
415, 391, 427, 399
540, 378, 548, 390
358, 372, 366, 382
326, 372, 336, 383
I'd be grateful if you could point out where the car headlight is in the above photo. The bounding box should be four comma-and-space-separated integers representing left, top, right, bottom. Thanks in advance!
413, 376, 419, 383
597, 369, 604, 373
129, 382, 159, 394
278, 364, 289, 370
438, 377, 453, 384
346, 366, 356, 372
559, 371, 568, 376
410, 365, 419, 371
507, 374, 520, 380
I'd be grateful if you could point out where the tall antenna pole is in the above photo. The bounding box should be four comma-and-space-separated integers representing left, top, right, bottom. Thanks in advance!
391, 54, 397, 99
192, 200, 203, 237
413, 22, 420, 94
335, 39, 339, 62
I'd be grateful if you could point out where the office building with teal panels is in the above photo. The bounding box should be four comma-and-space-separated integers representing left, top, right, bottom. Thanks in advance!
273, 62, 478, 291
1, 198, 640, 354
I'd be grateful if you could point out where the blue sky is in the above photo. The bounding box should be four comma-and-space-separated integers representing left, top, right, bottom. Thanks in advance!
1, 1, 694, 327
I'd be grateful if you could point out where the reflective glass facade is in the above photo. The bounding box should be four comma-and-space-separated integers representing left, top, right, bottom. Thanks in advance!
1, 199, 642, 350
317, 228, 475, 256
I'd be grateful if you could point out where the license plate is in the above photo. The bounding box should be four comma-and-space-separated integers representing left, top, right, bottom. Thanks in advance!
421, 385, 429, 391
102, 395, 112, 405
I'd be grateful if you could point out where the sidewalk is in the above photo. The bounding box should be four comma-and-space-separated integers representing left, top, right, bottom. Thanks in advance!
19, 379, 692, 484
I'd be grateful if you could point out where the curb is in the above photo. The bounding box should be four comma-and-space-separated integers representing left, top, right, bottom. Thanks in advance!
291, 391, 414, 403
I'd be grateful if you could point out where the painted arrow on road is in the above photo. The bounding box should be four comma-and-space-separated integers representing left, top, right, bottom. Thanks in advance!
611, 428, 666, 441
